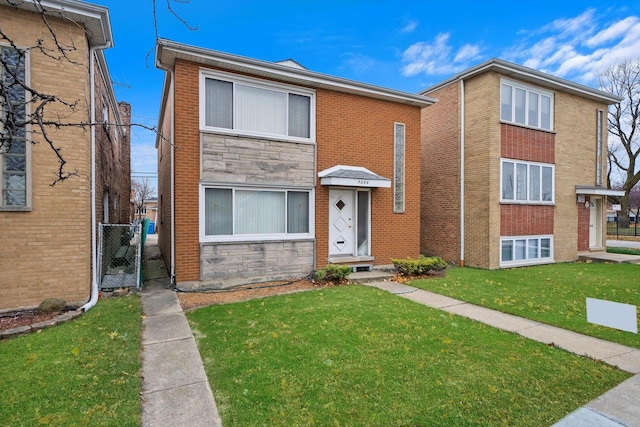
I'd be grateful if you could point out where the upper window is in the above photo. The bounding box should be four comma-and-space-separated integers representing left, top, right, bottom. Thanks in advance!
501, 159, 554, 204
201, 186, 313, 242
200, 70, 315, 142
0, 45, 28, 209
500, 79, 553, 131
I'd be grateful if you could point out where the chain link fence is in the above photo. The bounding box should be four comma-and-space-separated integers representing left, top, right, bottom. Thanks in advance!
98, 223, 142, 290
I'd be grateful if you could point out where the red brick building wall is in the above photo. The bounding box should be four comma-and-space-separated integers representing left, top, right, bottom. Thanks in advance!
315, 90, 422, 267
172, 59, 201, 282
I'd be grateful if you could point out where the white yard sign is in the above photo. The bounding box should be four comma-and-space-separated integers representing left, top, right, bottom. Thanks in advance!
586, 298, 638, 334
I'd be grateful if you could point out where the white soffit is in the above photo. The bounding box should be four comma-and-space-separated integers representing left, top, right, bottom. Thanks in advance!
575, 186, 625, 197
318, 165, 391, 188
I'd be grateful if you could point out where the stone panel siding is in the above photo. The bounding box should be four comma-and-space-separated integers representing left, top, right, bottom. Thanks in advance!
183, 240, 314, 290
201, 133, 315, 186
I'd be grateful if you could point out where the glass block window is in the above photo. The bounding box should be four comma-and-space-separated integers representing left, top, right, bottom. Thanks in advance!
596, 109, 603, 186
1, 46, 27, 208
394, 122, 405, 213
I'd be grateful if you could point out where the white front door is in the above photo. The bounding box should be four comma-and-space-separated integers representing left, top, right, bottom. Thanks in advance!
589, 197, 603, 249
329, 189, 355, 256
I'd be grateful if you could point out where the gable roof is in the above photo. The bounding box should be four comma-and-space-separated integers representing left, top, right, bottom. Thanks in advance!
0, 0, 112, 47
420, 58, 622, 104
155, 38, 435, 108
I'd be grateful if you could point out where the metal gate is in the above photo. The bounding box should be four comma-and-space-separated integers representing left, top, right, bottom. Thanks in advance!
98, 223, 142, 290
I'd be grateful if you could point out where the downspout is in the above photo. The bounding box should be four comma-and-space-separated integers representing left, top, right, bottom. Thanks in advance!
170, 72, 176, 285
81, 43, 110, 312
459, 79, 465, 267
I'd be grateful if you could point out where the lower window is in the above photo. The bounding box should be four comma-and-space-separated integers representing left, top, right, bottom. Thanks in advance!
500, 235, 553, 266
202, 186, 312, 240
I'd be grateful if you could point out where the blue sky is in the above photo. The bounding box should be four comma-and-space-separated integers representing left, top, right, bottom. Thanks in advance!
100, 0, 640, 185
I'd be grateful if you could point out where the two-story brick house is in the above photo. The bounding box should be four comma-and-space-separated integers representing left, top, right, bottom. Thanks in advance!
155, 39, 434, 290
0, 0, 130, 311
420, 59, 623, 269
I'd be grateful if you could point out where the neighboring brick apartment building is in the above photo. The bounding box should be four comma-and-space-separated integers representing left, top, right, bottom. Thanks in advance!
420, 59, 623, 269
0, 0, 130, 311
155, 39, 434, 289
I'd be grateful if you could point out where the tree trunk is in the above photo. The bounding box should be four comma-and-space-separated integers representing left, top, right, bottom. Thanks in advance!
619, 193, 631, 228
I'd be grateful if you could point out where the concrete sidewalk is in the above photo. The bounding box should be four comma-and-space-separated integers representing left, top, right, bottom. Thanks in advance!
365, 281, 640, 427
139, 235, 222, 427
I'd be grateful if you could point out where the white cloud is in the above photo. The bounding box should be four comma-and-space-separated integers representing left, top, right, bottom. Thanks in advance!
586, 16, 639, 47
504, 8, 640, 85
454, 44, 481, 63
341, 52, 377, 75
401, 20, 418, 34
401, 33, 481, 77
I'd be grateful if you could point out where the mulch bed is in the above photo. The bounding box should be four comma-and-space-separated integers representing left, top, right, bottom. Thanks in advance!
0, 310, 61, 332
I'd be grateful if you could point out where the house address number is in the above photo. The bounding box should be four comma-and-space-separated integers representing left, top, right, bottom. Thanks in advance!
358, 180, 369, 185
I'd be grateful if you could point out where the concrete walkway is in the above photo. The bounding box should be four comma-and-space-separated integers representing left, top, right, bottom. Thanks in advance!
364, 281, 640, 427
139, 235, 222, 427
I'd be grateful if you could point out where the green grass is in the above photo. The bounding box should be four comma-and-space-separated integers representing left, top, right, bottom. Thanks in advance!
410, 263, 640, 349
607, 246, 640, 255
187, 286, 629, 426
0, 296, 142, 426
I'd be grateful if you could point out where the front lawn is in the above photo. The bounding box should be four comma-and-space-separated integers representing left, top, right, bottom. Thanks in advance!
410, 263, 640, 349
0, 296, 142, 426
187, 286, 629, 426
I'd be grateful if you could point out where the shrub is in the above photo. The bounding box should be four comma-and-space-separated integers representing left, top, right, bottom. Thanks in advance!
392, 255, 447, 277
314, 264, 352, 285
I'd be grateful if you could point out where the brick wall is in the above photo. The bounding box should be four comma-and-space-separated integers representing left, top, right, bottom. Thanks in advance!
501, 124, 555, 163
420, 82, 461, 262
577, 196, 590, 251
0, 7, 93, 310
172, 60, 201, 282
500, 205, 554, 235
554, 91, 608, 261
157, 79, 173, 272
463, 72, 502, 269
316, 89, 422, 268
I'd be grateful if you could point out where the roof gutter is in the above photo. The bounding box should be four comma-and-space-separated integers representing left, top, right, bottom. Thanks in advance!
156, 39, 436, 108
421, 58, 622, 105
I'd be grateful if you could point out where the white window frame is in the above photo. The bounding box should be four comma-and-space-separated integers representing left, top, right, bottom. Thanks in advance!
500, 235, 554, 267
199, 184, 315, 243
199, 69, 316, 143
0, 43, 31, 211
500, 158, 555, 204
500, 78, 554, 131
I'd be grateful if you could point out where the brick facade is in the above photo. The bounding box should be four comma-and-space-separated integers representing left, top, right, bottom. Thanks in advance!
0, 5, 127, 310
159, 45, 425, 289
421, 62, 613, 270
316, 90, 422, 269
420, 81, 460, 262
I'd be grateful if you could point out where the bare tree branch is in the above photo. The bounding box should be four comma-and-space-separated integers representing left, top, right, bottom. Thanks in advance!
601, 59, 640, 227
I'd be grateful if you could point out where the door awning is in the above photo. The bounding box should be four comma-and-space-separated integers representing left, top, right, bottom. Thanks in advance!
318, 165, 391, 188
575, 185, 625, 197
